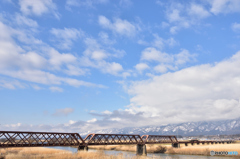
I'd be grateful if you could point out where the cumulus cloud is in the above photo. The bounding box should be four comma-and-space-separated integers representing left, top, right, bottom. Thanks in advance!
135, 63, 149, 73
98, 15, 138, 37
209, 0, 240, 15
141, 47, 196, 72
165, 2, 210, 34
0, 21, 103, 89
19, 0, 59, 18
50, 28, 84, 49
80, 38, 125, 76
127, 51, 240, 124
188, 3, 210, 19
53, 108, 74, 116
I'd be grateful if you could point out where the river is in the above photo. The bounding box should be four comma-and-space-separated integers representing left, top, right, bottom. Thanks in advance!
50, 146, 235, 159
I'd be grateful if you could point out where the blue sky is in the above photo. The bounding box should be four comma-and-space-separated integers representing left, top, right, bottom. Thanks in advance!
1, 0, 240, 133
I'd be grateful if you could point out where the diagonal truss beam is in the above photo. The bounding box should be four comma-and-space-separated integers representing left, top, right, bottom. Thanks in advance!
83, 134, 144, 145
141, 135, 178, 144
0, 131, 84, 148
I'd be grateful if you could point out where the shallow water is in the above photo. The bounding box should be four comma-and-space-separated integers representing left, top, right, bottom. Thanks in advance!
51, 146, 235, 159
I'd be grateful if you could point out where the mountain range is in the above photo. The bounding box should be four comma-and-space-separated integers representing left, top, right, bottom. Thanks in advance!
80, 118, 240, 137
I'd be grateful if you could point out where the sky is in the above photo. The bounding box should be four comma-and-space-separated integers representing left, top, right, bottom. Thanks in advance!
1, 0, 240, 133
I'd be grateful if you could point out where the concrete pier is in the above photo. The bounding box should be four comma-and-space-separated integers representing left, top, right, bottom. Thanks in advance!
78, 145, 88, 151
172, 143, 180, 148
136, 144, 147, 156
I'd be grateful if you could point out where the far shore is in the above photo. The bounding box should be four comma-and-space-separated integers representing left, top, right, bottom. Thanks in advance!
89, 142, 240, 157
0, 143, 240, 158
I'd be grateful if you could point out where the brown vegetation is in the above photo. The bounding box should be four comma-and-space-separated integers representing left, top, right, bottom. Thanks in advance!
0, 147, 159, 159
90, 143, 240, 157
167, 143, 240, 157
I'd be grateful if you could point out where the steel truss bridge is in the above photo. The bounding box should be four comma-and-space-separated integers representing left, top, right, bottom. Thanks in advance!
0, 131, 233, 155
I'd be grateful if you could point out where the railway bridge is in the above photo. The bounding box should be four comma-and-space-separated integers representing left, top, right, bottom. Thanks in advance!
0, 131, 233, 156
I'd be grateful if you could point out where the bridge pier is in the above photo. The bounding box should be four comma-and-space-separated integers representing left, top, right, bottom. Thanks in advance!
172, 143, 180, 148
78, 145, 88, 151
136, 144, 147, 156
185, 143, 188, 146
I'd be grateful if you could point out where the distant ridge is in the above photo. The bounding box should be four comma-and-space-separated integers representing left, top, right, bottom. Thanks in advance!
80, 117, 240, 136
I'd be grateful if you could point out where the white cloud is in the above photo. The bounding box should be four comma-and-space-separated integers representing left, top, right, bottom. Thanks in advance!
53, 108, 74, 116
49, 86, 63, 92
15, 14, 38, 27
19, 0, 58, 17
102, 110, 112, 115
98, 32, 115, 45
175, 49, 196, 65
135, 63, 149, 73
98, 15, 138, 37
209, 0, 240, 15
0, 21, 103, 89
87, 118, 97, 123
140, 47, 196, 73
0, 79, 26, 89
64, 65, 88, 76
100, 62, 123, 75
154, 64, 176, 73
232, 23, 240, 32
31, 84, 42, 90
80, 38, 124, 76
141, 47, 173, 63
151, 35, 177, 49
66, 0, 108, 8
141, 47, 196, 65
50, 28, 84, 49
127, 51, 240, 124
188, 3, 210, 19
48, 48, 77, 69
165, 2, 210, 34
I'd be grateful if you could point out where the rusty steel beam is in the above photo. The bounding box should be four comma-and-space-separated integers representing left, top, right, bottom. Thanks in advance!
83, 133, 144, 145
0, 131, 84, 148
141, 135, 178, 144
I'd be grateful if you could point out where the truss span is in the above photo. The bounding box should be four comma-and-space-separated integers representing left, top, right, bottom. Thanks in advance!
0, 131, 84, 148
141, 135, 178, 144
84, 133, 144, 145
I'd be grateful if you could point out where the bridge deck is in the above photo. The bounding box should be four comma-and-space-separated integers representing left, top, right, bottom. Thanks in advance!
0, 131, 232, 148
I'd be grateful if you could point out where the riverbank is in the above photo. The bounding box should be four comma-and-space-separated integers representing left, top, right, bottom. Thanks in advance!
90, 143, 240, 157
0, 147, 155, 159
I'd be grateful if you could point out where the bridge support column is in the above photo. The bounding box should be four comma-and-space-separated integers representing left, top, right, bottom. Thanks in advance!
185, 143, 188, 146
172, 143, 180, 148
136, 144, 147, 156
78, 145, 88, 151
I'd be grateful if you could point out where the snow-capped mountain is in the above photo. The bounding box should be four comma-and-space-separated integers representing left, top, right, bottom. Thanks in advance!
80, 118, 240, 136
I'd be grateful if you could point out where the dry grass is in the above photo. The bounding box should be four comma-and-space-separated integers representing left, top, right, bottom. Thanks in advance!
166, 143, 240, 157
0, 147, 160, 159
90, 143, 240, 157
